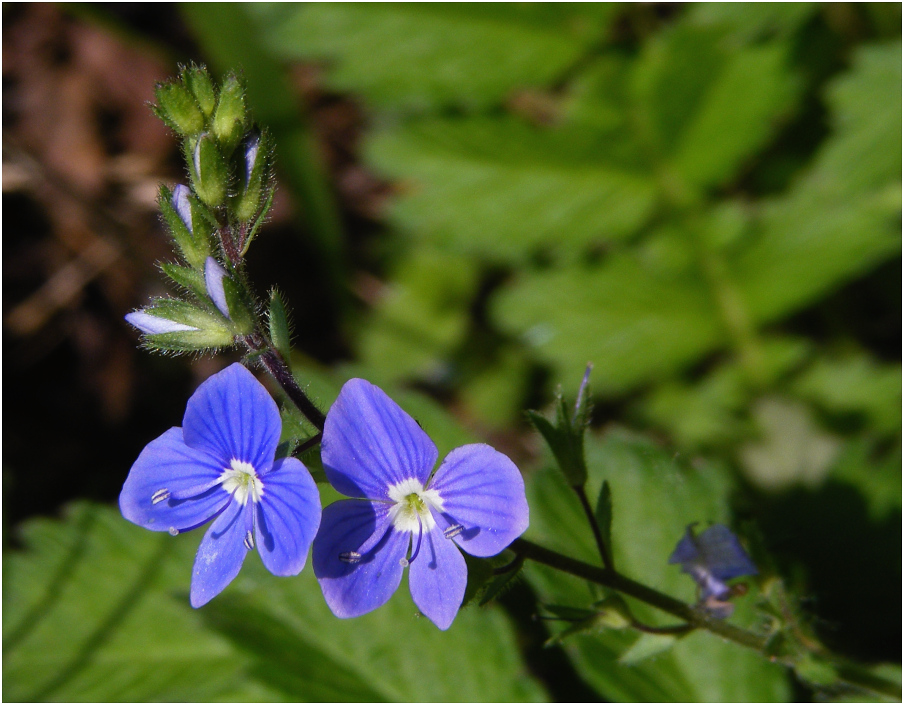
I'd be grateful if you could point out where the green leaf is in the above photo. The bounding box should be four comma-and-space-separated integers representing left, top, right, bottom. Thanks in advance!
793, 354, 902, 436
523, 431, 791, 701
356, 247, 477, 383
4, 502, 547, 702
367, 117, 657, 262
594, 480, 612, 550
3, 503, 280, 702
669, 42, 799, 189
734, 43, 901, 322
251, 3, 619, 111
618, 633, 679, 665
493, 253, 725, 393
687, 3, 818, 43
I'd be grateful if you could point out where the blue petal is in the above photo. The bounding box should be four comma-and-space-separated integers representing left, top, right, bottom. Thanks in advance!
255, 457, 321, 576
204, 257, 230, 319
695, 524, 758, 581
409, 524, 467, 630
125, 311, 198, 335
322, 379, 438, 499
191, 497, 250, 607
182, 363, 281, 472
668, 525, 701, 565
428, 444, 529, 557
120, 427, 230, 532
313, 499, 408, 618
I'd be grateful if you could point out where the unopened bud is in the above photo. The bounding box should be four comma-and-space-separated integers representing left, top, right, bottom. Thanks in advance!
159, 185, 210, 269
189, 134, 228, 208
212, 73, 246, 154
182, 65, 216, 118
233, 131, 268, 222
154, 82, 204, 137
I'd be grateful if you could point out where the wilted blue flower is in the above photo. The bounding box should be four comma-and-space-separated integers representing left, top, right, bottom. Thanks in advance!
120, 363, 321, 607
669, 523, 757, 618
313, 379, 529, 630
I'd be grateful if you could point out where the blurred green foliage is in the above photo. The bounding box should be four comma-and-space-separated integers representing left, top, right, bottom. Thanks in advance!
5, 3, 900, 702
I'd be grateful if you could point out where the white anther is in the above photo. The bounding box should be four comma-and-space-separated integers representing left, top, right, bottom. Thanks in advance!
152, 488, 170, 505
243, 530, 254, 550
443, 524, 464, 540
168, 527, 179, 536
339, 551, 362, 564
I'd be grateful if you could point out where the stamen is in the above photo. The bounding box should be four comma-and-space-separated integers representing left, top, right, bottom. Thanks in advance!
399, 557, 409, 567
168, 527, 179, 536
339, 551, 362, 564
443, 523, 464, 540
407, 516, 425, 566
243, 530, 254, 550
152, 488, 170, 505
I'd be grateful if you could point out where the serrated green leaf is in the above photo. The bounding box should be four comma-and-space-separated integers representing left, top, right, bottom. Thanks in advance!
366, 117, 657, 262
251, 3, 619, 111
493, 253, 725, 393
670, 42, 799, 189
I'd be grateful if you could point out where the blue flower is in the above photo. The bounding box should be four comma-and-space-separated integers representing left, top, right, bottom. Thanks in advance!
669, 523, 757, 617
120, 363, 321, 607
124, 311, 198, 335
313, 379, 529, 630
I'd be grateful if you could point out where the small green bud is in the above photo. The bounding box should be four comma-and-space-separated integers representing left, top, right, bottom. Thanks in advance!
159, 184, 210, 269
212, 73, 247, 154
183, 65, 217, 118
591, 595, 632, 630
233, 131, 269, 222
153, 82, 205, 136
188, 134, 228, 208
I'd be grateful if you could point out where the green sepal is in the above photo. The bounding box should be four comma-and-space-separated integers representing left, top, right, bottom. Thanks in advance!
158, 185, 209, 269
222, 276, 256, 335
153, 81, 204, 137
477, 554, 525, 607
188, 134, 228, 208
543, 600, 631, 647
182, 64, 216, 118
241, 188, 276, 256
212, 73, 247, 154
594, 480, 613, 551
590, 594, 632, 630
159, 262, 207, 300
268, 289, 293, 361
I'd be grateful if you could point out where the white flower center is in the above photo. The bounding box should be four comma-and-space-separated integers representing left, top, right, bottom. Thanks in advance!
220, 459, 264, 505
387, 477, 443, 533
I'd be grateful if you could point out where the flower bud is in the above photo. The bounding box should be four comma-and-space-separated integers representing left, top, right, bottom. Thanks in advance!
189, 134, 228, 208
212, 73, 247, 154
233, 131, 269, 222
153, 82, 205, 137
182, 65, 217, 118
126, 299, 235, 351
159, 185, 210, 269
204, 257, 231, 318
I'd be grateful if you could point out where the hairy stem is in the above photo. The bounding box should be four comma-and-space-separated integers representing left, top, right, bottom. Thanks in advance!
242, 335, 326, 431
